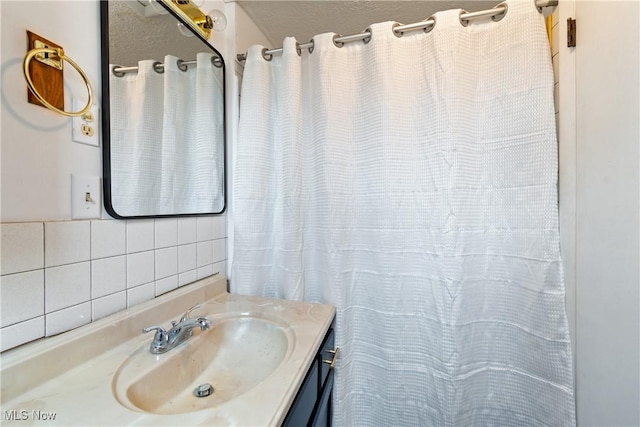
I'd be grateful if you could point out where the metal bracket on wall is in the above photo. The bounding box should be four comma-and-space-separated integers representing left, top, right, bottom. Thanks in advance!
26, 31, 64, 110
567, 18, 576, 47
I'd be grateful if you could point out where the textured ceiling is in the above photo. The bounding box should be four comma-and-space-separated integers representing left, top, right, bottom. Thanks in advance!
107, 1, 217, 67
236, 1, 500, 47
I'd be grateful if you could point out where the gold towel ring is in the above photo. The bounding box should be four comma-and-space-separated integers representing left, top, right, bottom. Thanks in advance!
23, 47, 93, 118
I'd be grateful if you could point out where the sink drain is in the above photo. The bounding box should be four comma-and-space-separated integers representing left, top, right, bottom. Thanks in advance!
193, 383, 214, 398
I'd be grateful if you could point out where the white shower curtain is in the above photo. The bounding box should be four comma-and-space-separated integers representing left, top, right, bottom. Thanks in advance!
233, 1, 575, 425
109, 53, 224, 216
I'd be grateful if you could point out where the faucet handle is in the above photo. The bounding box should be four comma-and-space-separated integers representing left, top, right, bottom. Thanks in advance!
142, 325, 168, 348
142, 325, 166, 334
180, 303, 202, 322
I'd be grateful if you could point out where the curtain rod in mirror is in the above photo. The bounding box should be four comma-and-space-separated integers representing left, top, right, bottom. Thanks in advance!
111, 56, 223, 76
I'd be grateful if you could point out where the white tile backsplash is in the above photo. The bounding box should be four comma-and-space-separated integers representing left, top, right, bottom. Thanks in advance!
213, 261, 226, 277
197, 264, 214, 280
126, 220, 154, 253
45, 262, 91, 312
178, 218, 197, 245
91, 220, 125, 259
196, 217, 213, 241
127, 282, 155, 307
197, 241, 214, 267
0, 270, 44, 328
46, 302, 91, 336
45, 221, 90, 267
0, 316, 44, 352
213, 239, 226, 263
92, 291, 126, 321
91, 255, 126, 298
178, 270, 198, 287
178, 244, 197, 273
155, 275, 178, 296
155, 247, 178, 280
155, 218, 178, 249
0, 216, 226, 351
127, 251, 155, 288
1, 222, 43, 275
213, 216, 226, 239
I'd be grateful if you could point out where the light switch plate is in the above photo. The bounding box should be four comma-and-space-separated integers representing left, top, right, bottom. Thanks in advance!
72, 100, 100, 147
71, 174, 101, 219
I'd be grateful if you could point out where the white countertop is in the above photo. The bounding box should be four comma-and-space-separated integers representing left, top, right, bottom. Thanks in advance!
0, 275, 335, 426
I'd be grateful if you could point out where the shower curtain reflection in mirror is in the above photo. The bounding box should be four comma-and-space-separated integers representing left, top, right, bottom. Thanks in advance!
109, 52, 224, 217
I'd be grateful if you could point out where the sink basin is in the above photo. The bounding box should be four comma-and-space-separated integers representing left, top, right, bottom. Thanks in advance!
112, 315, 292, 415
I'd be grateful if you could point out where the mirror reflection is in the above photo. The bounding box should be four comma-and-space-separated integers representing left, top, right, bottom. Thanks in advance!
101, 0, 225, 218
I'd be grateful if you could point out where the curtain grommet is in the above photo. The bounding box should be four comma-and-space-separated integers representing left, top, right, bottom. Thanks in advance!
425, 15, 437, 33
332, 34, 344, 48
362, 27, 372, 44
176, 59, 188, 71
112, 64, 125, 78
153, 61, 165, 73
308, 39, 315, 54
459, 9, 470, 27
295, 42, 302, 56
211, 56, 223, 68
261, 47, 273, 61
492, 2, 508, 22
392, 22, 403, 38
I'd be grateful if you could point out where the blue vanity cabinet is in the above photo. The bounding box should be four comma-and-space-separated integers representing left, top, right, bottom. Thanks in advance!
283, 324, 336, 427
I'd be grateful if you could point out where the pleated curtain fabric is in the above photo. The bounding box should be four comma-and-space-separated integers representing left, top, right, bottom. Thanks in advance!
233, 1, 576, 425
109, 53, 223, 216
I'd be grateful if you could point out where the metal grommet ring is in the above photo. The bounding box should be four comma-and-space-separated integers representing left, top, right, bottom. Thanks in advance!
362, 27, 372, 44
261, 47, 273, 61
211, 56, 223, 68
152, 61, 164, 73
332, 34, 344, 48
112, 64, 125, 78
176, 59, 188, 71
492, 2, 508, 22
295, 42, 302, 56
459, 9, 469, 27
391, 22, 403, 38
23, 47, 94, 118
308, 39, 315, 54
425, 15, 437, 33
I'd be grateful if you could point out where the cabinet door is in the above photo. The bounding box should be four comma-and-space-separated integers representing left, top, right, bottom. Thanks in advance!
282, 361, 319, 427
309, 369, 334, 427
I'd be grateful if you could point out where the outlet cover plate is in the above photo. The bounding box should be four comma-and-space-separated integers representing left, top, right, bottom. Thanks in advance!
71, 174, 101, 219
72, 101, 100, 147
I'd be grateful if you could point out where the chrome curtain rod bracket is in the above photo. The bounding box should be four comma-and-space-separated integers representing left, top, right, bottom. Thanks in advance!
236, 0, 558, 62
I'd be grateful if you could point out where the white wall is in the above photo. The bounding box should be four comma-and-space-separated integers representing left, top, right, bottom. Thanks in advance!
571, 1, 640, 425
234, 4, 273, 55
1, 1, 102, 222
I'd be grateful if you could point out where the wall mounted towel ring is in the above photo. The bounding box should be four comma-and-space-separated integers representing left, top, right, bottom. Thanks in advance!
23, 47, 93, 118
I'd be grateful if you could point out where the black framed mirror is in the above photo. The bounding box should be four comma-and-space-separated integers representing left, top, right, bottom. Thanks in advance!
100, 0, 226, 219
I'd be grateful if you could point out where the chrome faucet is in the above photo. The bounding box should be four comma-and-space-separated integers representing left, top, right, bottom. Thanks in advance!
142, 304, 212, 354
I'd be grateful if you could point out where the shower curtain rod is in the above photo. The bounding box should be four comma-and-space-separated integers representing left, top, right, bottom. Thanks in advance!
236, 0, 558, 62
111, 56, 223, 77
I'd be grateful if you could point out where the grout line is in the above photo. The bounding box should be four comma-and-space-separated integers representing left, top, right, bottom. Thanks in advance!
1, 313, 45, 330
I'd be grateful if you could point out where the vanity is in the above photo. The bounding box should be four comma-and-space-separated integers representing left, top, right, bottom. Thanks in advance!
0, 275, 336, 426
